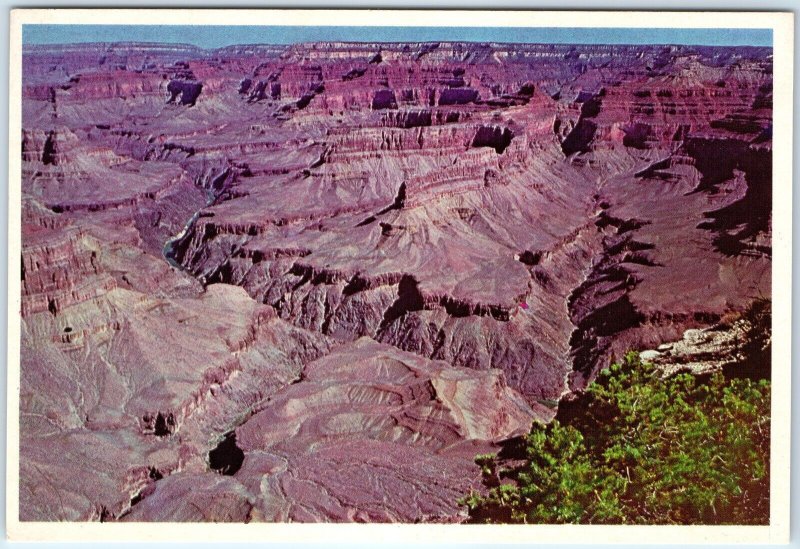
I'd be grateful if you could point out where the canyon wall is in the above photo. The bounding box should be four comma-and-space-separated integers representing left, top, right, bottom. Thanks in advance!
19, 41, 771, 522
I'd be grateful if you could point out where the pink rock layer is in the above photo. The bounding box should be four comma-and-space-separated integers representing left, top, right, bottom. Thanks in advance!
19, 41, 771, 522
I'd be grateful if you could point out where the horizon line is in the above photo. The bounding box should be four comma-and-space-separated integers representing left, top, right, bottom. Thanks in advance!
22, 25, 773, 49
23, 40, 774, 51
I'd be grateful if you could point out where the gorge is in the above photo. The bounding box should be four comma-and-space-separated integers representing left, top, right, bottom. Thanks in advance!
19, 40, 772, 522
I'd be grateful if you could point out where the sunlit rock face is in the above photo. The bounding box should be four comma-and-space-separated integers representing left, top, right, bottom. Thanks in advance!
19, 40, 771, 522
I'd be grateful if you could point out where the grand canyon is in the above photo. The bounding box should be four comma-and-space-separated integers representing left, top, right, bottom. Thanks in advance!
19, 39, 772, 522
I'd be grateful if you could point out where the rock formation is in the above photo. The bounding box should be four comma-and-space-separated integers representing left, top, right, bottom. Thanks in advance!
19, 40, 771, 522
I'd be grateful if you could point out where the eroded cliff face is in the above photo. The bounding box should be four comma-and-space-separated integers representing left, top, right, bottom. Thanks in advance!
20, 41, 771, 522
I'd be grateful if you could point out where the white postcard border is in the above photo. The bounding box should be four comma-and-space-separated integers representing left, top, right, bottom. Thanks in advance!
6, 9, 794, 544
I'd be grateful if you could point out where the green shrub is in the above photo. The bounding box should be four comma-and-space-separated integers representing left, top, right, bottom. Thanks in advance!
461, 352, 770, 524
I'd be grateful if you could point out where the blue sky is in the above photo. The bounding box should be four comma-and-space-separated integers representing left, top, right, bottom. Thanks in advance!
23, 25, 772, 48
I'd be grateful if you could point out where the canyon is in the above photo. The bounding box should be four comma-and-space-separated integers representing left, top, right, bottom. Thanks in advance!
19, 40, 771, 522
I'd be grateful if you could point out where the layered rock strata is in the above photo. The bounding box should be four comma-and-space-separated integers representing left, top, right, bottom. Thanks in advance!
20, 41, 771, 522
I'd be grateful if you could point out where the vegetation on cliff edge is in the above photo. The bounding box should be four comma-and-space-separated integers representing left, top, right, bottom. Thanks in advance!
461, 328, 771, 524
